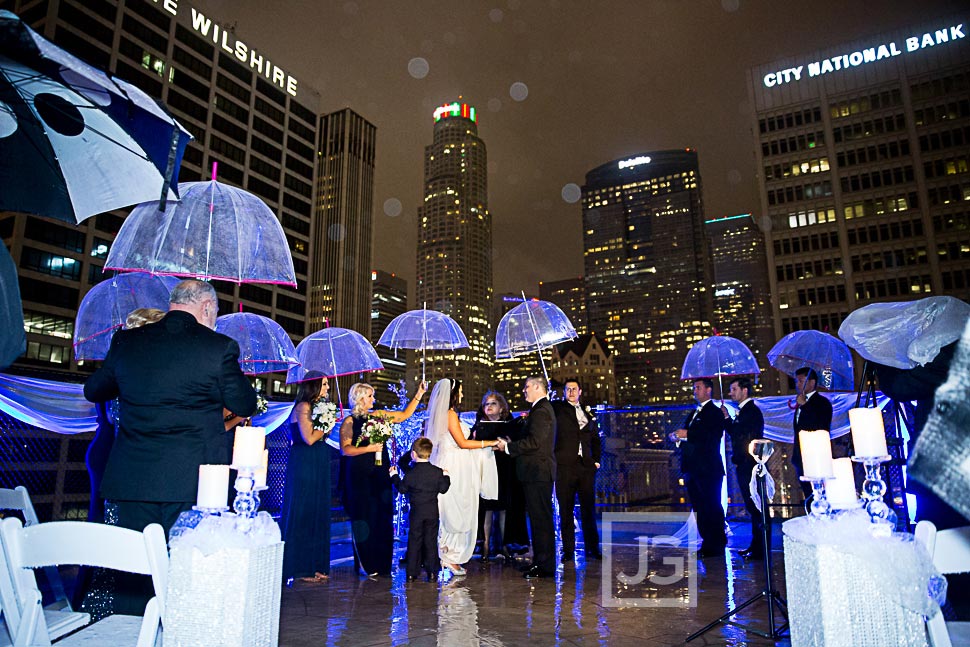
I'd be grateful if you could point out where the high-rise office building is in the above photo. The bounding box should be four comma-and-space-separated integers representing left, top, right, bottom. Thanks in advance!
308, 109, 376, 336
705, 213, 776, 393
1, 1, 321, 398
747, 17, 970, 347
369, 270, 408, 408
414, 101, 493, 402
582, 150, 714, 405
539, 277, 587, 335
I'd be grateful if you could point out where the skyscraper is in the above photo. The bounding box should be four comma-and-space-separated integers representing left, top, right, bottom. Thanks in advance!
582, 150, 714, 405
747, 17, 970, 346
1, 1, 320, 398
308, 109, 376, 336
370, 270, 408, 409
415, 102, 493, 401
705, 213, 776, 392
540, 277, 588, 335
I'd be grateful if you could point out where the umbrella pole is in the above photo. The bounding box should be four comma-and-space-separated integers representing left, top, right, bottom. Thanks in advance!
422, 302, 427, 384
521, 291, 550, 385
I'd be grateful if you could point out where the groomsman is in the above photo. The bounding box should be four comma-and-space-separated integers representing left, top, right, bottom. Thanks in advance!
552, 379, 602, 563
721, 377, 767, 559
673, 378, 727, 557
790, 367, 833, 498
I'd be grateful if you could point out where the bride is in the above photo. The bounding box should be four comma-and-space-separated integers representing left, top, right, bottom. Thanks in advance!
426, 378, 499, 575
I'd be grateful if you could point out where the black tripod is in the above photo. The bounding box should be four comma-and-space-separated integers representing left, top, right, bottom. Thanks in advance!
686, 463, 788, 641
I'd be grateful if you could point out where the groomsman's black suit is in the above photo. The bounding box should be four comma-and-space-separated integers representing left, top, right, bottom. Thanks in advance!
791, 392, 833, 497
552, 400, 602, 560
84, 310, 257, 535
507, 396, 557, 575
724, 400, 768, 556
392, 461, 451, 579
681, 400, 727, 552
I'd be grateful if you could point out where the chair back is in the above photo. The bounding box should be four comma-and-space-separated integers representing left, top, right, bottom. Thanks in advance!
0, 518, 168, 647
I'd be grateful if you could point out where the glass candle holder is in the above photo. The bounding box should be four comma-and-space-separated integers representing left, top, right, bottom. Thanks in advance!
800, 476, 833, 518
851, 454, 895, 527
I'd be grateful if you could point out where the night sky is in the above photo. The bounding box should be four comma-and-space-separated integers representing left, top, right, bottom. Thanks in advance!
193, 0, 965, 299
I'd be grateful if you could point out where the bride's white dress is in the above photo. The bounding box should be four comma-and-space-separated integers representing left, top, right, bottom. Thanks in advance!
433, 419, 498, 565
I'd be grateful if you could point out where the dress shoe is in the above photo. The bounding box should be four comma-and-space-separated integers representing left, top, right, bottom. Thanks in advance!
517, 562, 534, 573
522, 565, 554, 579
698, 546, 726, 558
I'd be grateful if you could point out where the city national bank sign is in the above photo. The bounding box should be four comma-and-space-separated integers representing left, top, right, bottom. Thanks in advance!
150, 0, 299, 97
763, 22, 965, 88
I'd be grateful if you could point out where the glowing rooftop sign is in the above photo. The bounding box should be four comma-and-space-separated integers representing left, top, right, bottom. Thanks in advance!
763, 22, 965, 88
434, 102, 477, 123
618, 155, 652, 169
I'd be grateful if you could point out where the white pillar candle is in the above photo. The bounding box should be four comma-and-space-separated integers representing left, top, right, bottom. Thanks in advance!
798, 430, 835, 478
232, 426, 266, 468
849, 407, 888, 457
253, 449, 269, 488
828, 457, 858, 508
197, 464, 229, 509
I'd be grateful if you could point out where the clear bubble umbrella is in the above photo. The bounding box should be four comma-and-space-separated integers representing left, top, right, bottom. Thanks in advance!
495, 294, 577, 384
214, 312, 299, 375
103, 177, 296, 286
377, 304, 469, 383
73, 273, 179, 361
767, 330, 854, 391
680, 335, 760, 399
287, 326, 384, 412
0, 241, 24, 369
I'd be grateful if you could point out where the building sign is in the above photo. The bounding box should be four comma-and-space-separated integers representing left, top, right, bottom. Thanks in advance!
434, 102, 477, 123
618, 155, 652, 169
763, 22, 965, 88
151, 0, 299, 97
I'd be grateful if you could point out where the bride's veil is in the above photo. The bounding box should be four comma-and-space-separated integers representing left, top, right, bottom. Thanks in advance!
427, 378, 452, 465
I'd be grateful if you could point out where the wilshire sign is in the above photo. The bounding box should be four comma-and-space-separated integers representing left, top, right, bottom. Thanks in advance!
150, 0, 299, 97
763, 22, 965, 88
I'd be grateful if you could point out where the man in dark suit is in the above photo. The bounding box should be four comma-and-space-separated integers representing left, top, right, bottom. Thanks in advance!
790, 367, 833, 499
552, 379, 602, 563
674, 378, 727, 557
721, 376, 767, 559
497, 375, 557, 578
390, 437, 451, 581
84, 279, 257, 537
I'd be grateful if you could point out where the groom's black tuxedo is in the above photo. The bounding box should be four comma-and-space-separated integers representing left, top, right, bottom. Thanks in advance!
85, 311, 257, 532
508, 396, 557, 573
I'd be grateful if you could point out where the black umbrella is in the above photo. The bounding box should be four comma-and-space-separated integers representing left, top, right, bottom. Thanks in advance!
0, 10, 192, 223
0, 242, 25, 369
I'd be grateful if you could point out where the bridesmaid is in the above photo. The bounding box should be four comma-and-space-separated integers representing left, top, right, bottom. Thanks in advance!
340, 381, 426, 577
280, 373, 335, 583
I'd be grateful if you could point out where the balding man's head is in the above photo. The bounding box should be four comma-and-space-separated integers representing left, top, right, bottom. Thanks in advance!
169, 280, 218, 328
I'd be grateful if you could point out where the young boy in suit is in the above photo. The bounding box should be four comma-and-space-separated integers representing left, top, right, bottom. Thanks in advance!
389, 437, 451, 580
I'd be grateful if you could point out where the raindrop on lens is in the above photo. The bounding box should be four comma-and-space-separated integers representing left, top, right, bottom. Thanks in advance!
489, 8, 504, 22
721, 0, 740, 12
487, 98, 501, 112
509, 82, 529, 101
727, 169, 742, 185
408, 57, 430, 79
384, 198, 403, 218
328, 224, 346, 241
561, 183, 581, 204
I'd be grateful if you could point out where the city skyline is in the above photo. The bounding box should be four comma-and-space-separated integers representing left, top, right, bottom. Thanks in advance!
193, 0, 965, 298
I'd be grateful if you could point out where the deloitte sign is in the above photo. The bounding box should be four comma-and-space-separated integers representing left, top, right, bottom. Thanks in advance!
763, 22, 965, 88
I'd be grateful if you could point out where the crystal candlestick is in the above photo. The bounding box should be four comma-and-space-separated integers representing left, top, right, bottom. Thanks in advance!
800, 476, 833, 518
851, 454, 894, 526
232, 468, 259, 520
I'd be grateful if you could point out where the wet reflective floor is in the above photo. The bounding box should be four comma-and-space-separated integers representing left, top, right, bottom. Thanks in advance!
279, 520, 792, 647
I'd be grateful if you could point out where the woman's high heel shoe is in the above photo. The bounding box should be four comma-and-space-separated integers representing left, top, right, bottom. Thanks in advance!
443, 563, 467, 576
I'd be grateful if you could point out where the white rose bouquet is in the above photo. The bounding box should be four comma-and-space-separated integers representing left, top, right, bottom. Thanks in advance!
310, 398, 338, 432
254, 393, 269, 416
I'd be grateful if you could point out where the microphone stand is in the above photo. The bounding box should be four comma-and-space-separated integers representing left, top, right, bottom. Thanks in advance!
686, 440, 788, 641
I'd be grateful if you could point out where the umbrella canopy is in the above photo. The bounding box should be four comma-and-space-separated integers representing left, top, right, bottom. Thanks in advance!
377, 308, 469, 351
839, 296, 970, 369
103, 180, 296, 286
73, 273, 178, 360
215, 312, 299, 375
767, 330, 854, 391
287, 327, 384, 384
680, 335, 759, 380
495, 299, 577, 359
0, 11, 191, 223
0, 241, 25, 369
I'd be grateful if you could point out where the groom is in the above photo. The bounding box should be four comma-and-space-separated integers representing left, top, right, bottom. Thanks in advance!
497, 376, 557, 578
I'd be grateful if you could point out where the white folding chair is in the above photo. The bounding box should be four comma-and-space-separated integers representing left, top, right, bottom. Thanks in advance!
0, 518, 167, 647
915, 520, 970, 647
0, 489, 88, 643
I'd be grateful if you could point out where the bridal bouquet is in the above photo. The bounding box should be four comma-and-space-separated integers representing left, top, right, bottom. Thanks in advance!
254, 393, 269, 416
310, 398, 338, 432
356, 413, 395, 464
